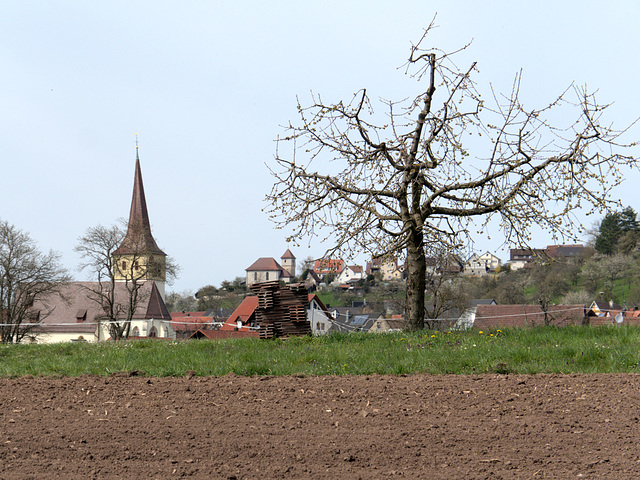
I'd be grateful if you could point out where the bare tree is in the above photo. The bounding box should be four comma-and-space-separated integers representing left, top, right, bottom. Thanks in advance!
165, 290, 198, 313
75, 223, 178, 340
423, 252, 468, 329
530, 264, 570, 326
298, 255, 316, 278
266, 23, 637, 330
0, 220, 69, 343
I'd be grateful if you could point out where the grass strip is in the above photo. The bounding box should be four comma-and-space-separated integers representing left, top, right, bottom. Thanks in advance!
1, 325, 639, 377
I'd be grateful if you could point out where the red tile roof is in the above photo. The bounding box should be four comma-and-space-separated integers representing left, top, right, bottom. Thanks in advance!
189, 329, 258, 339
246, 257, 286, 272
170, 311, 208, 319
474, 304, 585, 329
308, 294, 330, 315
222, 296, 260, 330
281, 249, 296, 259
170, 316, 216, 332
313, 259, 344, 274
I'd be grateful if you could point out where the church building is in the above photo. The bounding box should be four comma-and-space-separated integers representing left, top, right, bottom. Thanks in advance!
32, 147, 174, 343
112, 148, 168, 300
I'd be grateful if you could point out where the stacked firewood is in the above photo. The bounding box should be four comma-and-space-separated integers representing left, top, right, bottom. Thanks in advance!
249, 281, 311, 339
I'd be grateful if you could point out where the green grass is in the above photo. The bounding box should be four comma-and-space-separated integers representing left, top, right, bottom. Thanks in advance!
3, 326, 640, 377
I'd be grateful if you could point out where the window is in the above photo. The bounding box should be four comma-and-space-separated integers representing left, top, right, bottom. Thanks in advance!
132, 327, 140, 337
266, 272, 269, 281
75, 309, 87, 323
149, 326, 158, 338
122, 261, 127, 270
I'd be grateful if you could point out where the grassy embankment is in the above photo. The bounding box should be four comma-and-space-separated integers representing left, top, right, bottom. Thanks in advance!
2, 326, 640, 377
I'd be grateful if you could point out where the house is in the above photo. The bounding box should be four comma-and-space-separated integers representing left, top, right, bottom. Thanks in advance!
222, 296, 260, 333
508, 248, 541, 270
366, 257, 404, 281
546, 244, 586, 259
456, 299, 497, 329
585, 304, 640, 326
327, 305, 383, 333
313, 259, 345, 279
32, 280, 174, 343
587, 301, 624, 318
425, 255, 464, 275
472, 304, 586, 329
31, 147, 173, 343
303, 269, 324, 290
336, 265, 364, 284
336, 282, 364, 295
170, 311, 221, 340
307, 294, 332, 334
509, 244, 585, 270
218, 291, 331, 336
369, 316, 404, 333
245, 250, 295, 286
463, 252, 501, 276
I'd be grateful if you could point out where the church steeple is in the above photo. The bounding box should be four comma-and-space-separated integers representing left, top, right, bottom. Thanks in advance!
114, 148, 165, 256
113, 144, 167, 299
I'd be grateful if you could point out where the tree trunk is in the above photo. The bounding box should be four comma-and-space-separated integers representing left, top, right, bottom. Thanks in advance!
405, 229, 426, 330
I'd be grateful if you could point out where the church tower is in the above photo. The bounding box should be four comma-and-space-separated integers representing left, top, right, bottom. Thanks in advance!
112, 146, 167, 300
281, 249, 296, 278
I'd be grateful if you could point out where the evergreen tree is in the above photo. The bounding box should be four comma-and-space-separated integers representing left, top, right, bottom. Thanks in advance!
595, 207, 640, 255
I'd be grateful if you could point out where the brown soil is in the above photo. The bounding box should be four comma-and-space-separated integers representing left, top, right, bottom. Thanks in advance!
1, 373, 639, 479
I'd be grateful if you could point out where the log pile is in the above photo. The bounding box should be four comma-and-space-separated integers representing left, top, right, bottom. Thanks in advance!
249, 281, 311, 339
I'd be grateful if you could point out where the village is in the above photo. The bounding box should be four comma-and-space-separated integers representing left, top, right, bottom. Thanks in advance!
19, 149, 635, 345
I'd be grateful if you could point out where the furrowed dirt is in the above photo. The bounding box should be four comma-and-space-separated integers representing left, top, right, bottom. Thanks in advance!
1, 373, 639, 479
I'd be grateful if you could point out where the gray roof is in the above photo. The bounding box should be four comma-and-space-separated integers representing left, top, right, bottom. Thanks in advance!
32, 280, 170, 334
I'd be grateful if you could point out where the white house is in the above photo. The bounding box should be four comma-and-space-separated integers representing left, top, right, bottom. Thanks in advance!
463, 252, 501, 276
336, 265, 364, 284
245, 252, 295, 286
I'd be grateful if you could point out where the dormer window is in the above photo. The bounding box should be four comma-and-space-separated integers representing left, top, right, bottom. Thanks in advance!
75, 309, 87, 323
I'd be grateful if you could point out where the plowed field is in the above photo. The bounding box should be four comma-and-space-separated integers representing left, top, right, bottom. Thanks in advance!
1, 373, 639, 479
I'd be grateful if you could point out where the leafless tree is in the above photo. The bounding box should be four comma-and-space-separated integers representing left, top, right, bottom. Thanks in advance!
165, 290, 198, 313
424, 267, 469, 330
530, 263, 570, 326
0, 220, 69, 343
266, 22, 638, 330
75, 223, 178, 340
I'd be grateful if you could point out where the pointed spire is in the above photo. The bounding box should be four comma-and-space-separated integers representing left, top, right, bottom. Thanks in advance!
114, 147, 165, 256
145, 282, 171, 320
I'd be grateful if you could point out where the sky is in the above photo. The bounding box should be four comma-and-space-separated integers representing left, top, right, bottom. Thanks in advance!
1, 1, 639, 294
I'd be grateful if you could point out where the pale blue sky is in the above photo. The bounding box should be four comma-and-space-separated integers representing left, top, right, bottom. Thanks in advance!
1, 1, 639, 293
